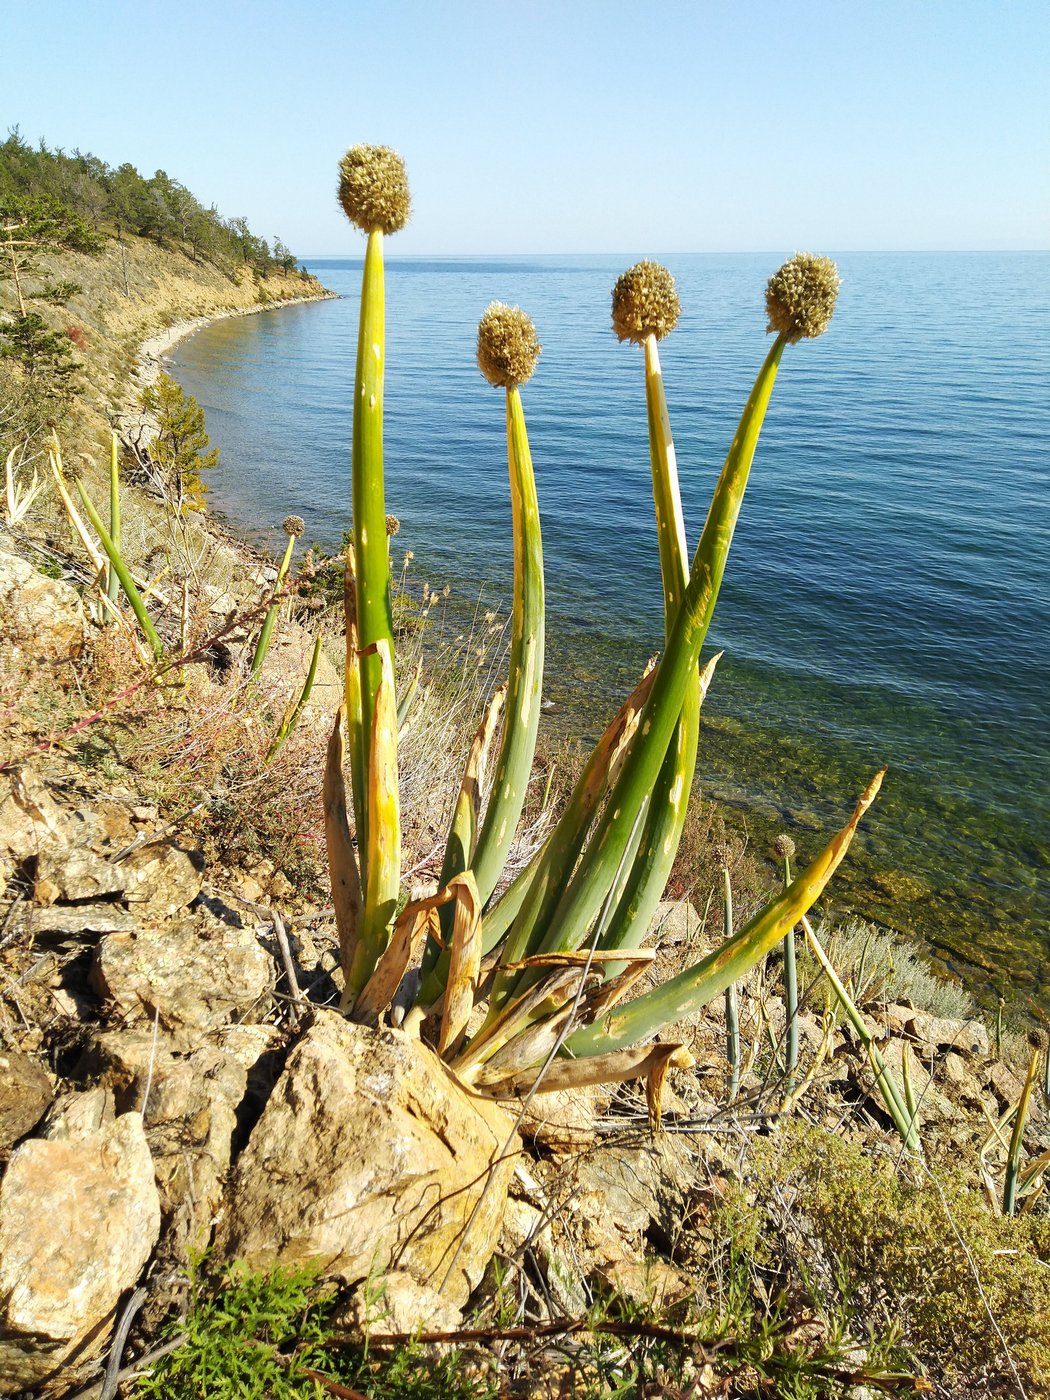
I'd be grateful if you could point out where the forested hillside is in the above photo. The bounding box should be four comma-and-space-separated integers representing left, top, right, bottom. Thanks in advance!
0, 128, 298, 276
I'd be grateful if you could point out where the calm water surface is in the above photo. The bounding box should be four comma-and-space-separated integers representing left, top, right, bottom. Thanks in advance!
170, 253, 1050, 1015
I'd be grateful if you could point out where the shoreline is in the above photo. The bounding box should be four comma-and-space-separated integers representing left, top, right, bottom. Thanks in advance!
135, 287, 340, 390
114, 284, 339, 471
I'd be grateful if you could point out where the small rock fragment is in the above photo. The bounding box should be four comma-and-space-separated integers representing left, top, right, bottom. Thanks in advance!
0, 1051, 53, 1151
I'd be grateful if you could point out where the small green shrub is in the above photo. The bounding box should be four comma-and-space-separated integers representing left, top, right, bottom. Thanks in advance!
728, 1121, 1050, 1394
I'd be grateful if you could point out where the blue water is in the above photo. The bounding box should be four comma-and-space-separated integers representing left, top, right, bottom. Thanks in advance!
170, 253, 1050, 1013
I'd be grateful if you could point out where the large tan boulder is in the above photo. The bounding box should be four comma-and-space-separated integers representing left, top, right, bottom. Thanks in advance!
0, 550, 86, 664
0, 1108, 160, 1393
219, 1013, 520, 1307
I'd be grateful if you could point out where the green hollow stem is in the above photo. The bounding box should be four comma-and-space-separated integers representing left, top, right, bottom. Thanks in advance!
467, 386, 545, 904
352, 228, 395, 858
75, 481, 164, 660
250, 534, 295, 677
592, 334, 701, 976
419, 385, 543, 986
531, 335, 787, 969
565, 769, 884, 1060
1004, 1049, 1040, 1216
106, 435, 121, 611
782, 853, 799, 1083
723, 867, 740, 1101
800, 912, 918, 1150
266, 635, 322, 761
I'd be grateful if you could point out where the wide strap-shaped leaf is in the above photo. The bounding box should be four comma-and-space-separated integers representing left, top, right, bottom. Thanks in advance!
420, 686, 506, 984
323, 707, 363, 1009
566, 769, 884, 1056
437, 872, 484, 1056
355, 885, 454, 1024
344, 638, 400, 999
343, 544, 366, 867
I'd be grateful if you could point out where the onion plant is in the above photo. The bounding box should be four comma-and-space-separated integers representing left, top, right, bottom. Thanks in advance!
324, 141, 871, 1109
250, 514, 305, 677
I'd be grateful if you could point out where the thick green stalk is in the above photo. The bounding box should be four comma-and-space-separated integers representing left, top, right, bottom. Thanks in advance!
76, 482, 164, 660
466, 386, 544, 905
566, 770, 883, 1058
345, 638, 400, 999
250, 534, 295, 677
592, 334, 701, 975
352, 229, 395, 831
533, 336, 787, 966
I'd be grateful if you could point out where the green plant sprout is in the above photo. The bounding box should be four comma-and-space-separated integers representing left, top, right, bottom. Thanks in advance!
323, 143, 869, 1109
251, 513, 305, 678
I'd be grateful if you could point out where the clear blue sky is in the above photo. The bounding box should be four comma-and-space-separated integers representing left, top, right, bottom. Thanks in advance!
5, 0, 1048, 255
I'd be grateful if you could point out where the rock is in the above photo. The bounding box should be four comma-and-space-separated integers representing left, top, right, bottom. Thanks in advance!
0, 1051, 53, 1151
121, 839, 204, 916
985, 1059, 1028, 1110
340, 1271, 463, 1336
34, 845, 128, 906
570, 1134, 697, 1248
0, 769, 69, 889
593, 1250, 698, 1312
517, 1085, 605, 1149
43, 1087, 115, 1140
904, 1013, 989, 1058
649, 900, 706, 950
219, 1014, 520, 1308
0, 550, 86, 665
500, 1198, 588, 1315
0, 1111, 160, 1392
940, 1051, 987, 1106
147, 1047, 248, 1254
30, 902, 138, 937
93, 918, 273, 1043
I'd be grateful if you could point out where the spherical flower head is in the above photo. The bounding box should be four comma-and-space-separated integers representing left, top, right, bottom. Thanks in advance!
282, 514, 306, 538
338, 145, 411, 235
773, 833, 796, 860
385, 514, 401, 537
765, 254, 840, 342
611, 261, 681, 344
477, 303, 541, 388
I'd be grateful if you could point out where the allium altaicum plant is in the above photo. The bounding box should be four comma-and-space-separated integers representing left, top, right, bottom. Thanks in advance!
324, 143, 881, 1112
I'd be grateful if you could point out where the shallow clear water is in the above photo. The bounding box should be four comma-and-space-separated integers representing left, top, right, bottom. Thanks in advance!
170, 253, 1050, 1015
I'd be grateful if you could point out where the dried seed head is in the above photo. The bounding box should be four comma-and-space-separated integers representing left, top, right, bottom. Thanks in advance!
282, 514, 306, 537
773, 833, 796, 860
386, 514, 401, 537
338, 145, 411, 235
765, 253, 840, 342
611, 261, 681, 343
477, 303, 541, 388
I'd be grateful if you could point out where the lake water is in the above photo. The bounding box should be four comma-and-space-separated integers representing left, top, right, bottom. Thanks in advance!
169, 253, 1050, 1017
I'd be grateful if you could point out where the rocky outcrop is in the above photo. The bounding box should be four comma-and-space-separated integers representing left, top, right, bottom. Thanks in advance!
219, 1014, 520, 1307
0, 1103, 160, 1393
0, 551, 86, 666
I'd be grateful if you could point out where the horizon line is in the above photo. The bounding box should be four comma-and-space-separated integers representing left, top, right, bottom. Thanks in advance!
300, 247, 1050, 260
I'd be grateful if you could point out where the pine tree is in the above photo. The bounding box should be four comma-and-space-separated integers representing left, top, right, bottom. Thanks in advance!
140, 372, 218, 512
